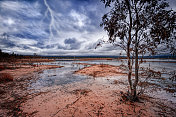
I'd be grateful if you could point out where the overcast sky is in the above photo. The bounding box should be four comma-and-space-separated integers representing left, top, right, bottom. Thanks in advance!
0, 0, 175, 56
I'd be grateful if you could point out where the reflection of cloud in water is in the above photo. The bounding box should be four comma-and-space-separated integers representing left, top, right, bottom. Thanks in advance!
28, 60, 176, 103
29, 61, 87, 90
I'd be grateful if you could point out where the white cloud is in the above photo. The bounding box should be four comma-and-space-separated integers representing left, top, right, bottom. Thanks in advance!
6, 18, 15, 25
0, 1, 42, 18
0, 1, 21, 11
13, 38, 37, 45
70, 10, 89, 27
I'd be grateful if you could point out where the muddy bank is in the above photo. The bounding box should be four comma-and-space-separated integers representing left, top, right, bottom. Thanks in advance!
75, 64, 127, 77
17, 58, 55, 63
0, 58, 55, 71
0, 65, 63, 82
0, 64, 63, 116
0, 72, 39, 116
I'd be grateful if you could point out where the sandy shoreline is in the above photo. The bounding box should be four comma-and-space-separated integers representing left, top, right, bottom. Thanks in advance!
0, 61, 63, 116
0, 65, 63, 81
0, 61, 176, 116
0, 58, 62, 82
75, 64, 127, 77
21, 76, 176, 117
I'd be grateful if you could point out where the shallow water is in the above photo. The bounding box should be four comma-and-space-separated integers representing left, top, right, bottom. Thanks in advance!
30, 59, 176, 87
29, 62, 88, 90
28, 59, 176, 102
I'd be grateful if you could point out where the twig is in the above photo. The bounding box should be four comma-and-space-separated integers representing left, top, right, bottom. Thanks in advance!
72, 108, 78, 117
52, 96, 81, 117
66, 96, 81, 108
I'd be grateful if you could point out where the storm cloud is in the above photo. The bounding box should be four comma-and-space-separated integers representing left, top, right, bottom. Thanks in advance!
0, 0, 175, 55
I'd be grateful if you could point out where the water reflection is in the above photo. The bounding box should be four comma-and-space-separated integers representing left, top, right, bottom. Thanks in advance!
29, 59, 176, 92
29, 62, 87, 90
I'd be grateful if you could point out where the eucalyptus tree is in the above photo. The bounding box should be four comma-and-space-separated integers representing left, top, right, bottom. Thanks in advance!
100, 0, 176, 100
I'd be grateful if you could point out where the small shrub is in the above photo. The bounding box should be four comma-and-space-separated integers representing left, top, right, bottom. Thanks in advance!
0, 65, 6, 71
113, 80, 125, 85
0, 73, 13, 83
169, 70, 176, 81
113, 80, 118, 84
71, 89, 92, 96
0, 89, 6, 94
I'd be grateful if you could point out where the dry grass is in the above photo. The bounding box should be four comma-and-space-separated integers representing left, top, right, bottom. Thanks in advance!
0, 73, 13, 82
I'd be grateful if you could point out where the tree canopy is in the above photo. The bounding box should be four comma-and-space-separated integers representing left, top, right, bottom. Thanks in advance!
101, 0, 175, 55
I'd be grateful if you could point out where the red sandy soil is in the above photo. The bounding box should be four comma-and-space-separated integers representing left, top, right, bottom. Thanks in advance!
0, 58, 61, 82
0, 58, 55, 70
0, 65, 62, 81
21, 79, 175, 117
0, 63, 175, 116
0, 58, 54, 64
75, 64, 127, 77
0, 62, 175, 116
16, 58, 55, 64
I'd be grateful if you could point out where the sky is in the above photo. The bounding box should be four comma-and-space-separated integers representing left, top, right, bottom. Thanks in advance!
0, 0, 176, 56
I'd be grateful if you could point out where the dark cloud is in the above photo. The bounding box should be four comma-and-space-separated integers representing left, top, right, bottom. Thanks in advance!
0, 38, 16, 48
0, 0, 108, 55
34, 41, 46, 49
64, 38, 81, 50
22, 45, 31, 49
0, 0, 175, 55
0, 33, 15, 48
64, 38, 77, 44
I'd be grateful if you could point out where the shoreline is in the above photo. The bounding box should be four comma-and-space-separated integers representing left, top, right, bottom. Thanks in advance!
0, 65, 63, 82
0, 58, 62, 82
0, 62, 63, 116
0, 60, 175, 116
75, 64, 128, 77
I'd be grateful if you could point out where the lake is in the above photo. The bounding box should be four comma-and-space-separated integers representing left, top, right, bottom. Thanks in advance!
28, 59, 176, 103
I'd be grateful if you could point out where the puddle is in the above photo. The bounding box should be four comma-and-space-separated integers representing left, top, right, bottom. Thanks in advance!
28, 61, 88, 90
28, 60, 176, 102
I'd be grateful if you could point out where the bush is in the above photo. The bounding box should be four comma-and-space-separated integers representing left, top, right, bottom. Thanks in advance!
0, 73, 13, 83
0, 65, 6, 71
